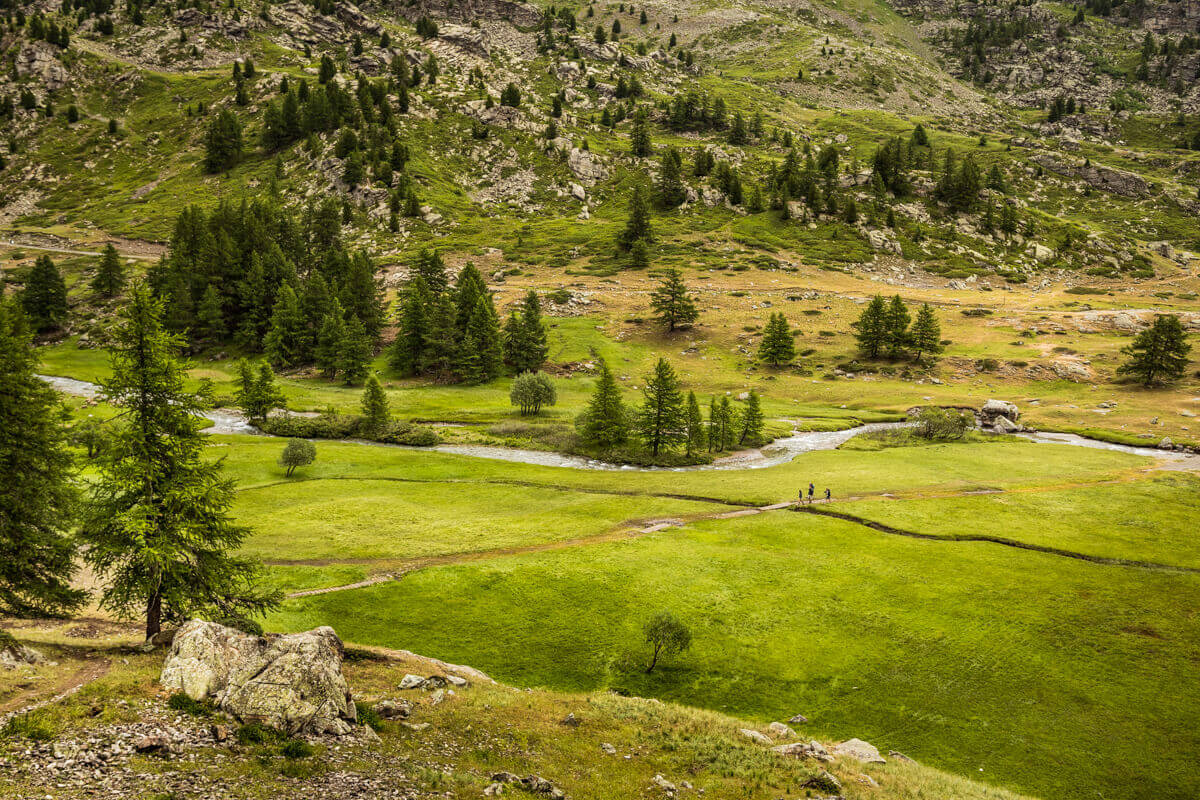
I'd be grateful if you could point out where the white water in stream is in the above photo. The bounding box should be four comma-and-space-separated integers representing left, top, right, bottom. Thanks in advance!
41, 374, 1196, 471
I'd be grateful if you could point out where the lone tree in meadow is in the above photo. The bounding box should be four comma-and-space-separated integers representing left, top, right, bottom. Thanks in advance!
79, 284, 280, 640
1117, 314, 1191, 387
758, 312, 795, 367
650, 268, 699, 332
577, 359, 627, 450
279, 438, 316, 477
91, 244, 125, 297
21, 255, 68, 333
643, 610, 692, 673
510, 371, 557, 415
852, 295, 889, 358
636, 357, 686, 456
0, 299, 86, 618
910, 303, 943, 365
360, 374, 390, 435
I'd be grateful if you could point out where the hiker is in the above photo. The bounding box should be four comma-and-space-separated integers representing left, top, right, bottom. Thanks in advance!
824, 488, 831, 502
807, 483, 815, 504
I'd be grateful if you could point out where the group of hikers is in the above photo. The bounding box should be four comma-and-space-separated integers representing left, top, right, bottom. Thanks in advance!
799, 483, 831, 504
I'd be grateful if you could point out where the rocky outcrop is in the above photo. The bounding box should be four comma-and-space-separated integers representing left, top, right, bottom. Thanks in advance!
160, 620, 356, 735
388, 0, 541, 28
832, 738, 887, 764
1029, 153, 1151, 199
15, 43, 69, 91
567, 147, 609, 182
0, 635, 45, 669
980, 399, 1021, 432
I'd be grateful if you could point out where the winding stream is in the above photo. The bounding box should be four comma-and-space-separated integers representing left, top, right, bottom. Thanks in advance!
40, 374, 1196, 471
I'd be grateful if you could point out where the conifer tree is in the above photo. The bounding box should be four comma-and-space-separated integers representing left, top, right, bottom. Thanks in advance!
738, 390, 764, 445
235, 360, 285, 424
657, 146, 686, 208
203, 109, 243, 173
315, 300, 347, 378
578, 359, 627, 449
0, 299, 85, 617
630, 107, 652, 157
80, 285, 279, 639
852, 294, 889, 358
263, 284, 307, 368
360, 374, 390, 435
390, 275, 430, 376
635, 358, 686, 456
91, 244, 125, 297
21, 255, 68, 332
456, 295, 503, 384
339, 314, 372, 385
422, 292, 458, 376
196, 284, 226, 341
503, 290, 549, 373
910, 303, 943, 365
1118, 314, 1191, 387
706, 395, 721, 452
884, 295, 911, 359
650, 268, 699, 332
684, 390, 705, 457
757, 312, 795, 367
619, 183, 653, 251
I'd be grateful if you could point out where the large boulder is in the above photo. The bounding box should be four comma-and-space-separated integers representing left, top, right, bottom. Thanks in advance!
980, 399, 1020, 430
160, 620, 356, 735
0, 632, 45, 669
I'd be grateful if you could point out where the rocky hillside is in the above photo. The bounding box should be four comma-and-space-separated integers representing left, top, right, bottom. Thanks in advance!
0, 618, 1040, 800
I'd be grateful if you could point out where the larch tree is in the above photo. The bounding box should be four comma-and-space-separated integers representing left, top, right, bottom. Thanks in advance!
390, 275, 431, 377
852, 295, 889, 358
910, 303, 943, 365
635, 357, 686, 456
91, 244, 125, 297
360, 374, 390, 435
619, 183, 653, 251
21, 255, 68, 332
1118, 314, 1191, 387
884, 295, 911, 359
578, 359, 627, 449
757, 312, 795, 367
79, 284, 280, 640
0, 299, 86, 618
684, 391, 705, 457
738, 390, 764, 445
650, 268, 699, 332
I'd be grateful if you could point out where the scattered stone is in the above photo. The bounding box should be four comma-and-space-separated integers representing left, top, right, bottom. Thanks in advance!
832, 737, 887, 764
375, 699, 412, 719
159, 619, 356, 735
888, 749, 916, 763
772, 740, 833, 762
134, 735, 179, 756
802, 769, 843, 792
600, 742, 617, 755
0, 637, 45, 669
490, 772, 566, 799
767, 721, 795, 739
740, 728, 773, 745
399, 674, 426, 690
787, 713, 809, 725
560, 712, 580, 727
652, 773, 677, 794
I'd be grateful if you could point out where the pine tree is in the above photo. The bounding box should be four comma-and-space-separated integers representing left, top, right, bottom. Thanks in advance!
657, 146, 686, 208
504, 290, 549, 373
456, 295, 503, 384
706, 395, 721, 452
910, 303, 943, 365
650, 268, 699, 332
630, 108, 652, 157
578, 359, 627, 449
884, 295, 911, 359
196, 283, 226, 341
91, 243, 125, 297
235, 360, 285, 424
635, 358, 686, 456
852, 294, 889, 358
684, 390, 705, 456
738, 390, 764, 445
619, 184, 653, 251
80, 285, 279, 639
758, 312, 795, 366
315, 300, 347, 378
1118, 314, 1191, 387
390, 276, 430, 376
360, 374, 390, 435
339, 314, 372, 385
21, 255, 68, 332
0, 299, 86, 617
728, 111, 748, 145
263, 284, 307, 368
203, 109, 243, 173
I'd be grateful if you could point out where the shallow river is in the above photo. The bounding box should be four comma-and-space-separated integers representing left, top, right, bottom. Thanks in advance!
41, 375, 1195, 471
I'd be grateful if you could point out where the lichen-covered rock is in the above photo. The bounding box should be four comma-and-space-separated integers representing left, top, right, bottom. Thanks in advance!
0, 633, 45, 669
160, 619, 356, 735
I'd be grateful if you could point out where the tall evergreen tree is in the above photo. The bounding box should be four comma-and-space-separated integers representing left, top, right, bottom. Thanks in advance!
578, 359, 627, 449
79, 285, 279, 639
630, 107, 652, 157
203, 109, 243, 173
315, 299, 347, 378
21, 255, 68, 332
235, 360, 285, 424
390, 276, 430, 377
456, 295, 503, 384
503, 290, 549, 373
650, 268, 699, 332
635, 358, 686, 456
1118, 314, 1191, 387
360, 374, 390, 434
0, 300, 86, 617
619, 183, 653, 251
657, 146, 686, 208
852, 295, 889, 358
758, 312, 795, 366
91, 244, 125, 297
684, 390, 705, 457
263, 284, 307, 368
339, 314, 372, 385
738, 390, 764, 445
910, 303, 943, 365
884, 295, 911, 359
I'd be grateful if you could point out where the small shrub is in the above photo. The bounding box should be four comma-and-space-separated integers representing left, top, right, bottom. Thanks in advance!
166, 692, 214, 717
237, 722, 283, 745
1, 711, 57, 741
280, 738, 315, 759
914, 407, 971, 441
976, 358, 1000, 372
354, 702, 384, 732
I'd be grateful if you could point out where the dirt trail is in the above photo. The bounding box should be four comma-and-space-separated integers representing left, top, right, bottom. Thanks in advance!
0, 658, 110, 720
